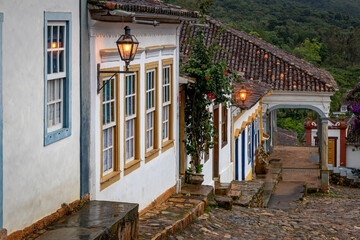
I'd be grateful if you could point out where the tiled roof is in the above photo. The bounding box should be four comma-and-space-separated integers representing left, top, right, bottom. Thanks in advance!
180, 17, 338, 92
277, 127, 298, 146
232, 80, 272, 109
88, 0, 199, 19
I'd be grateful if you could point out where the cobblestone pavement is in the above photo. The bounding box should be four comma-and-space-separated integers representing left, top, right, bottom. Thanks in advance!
169, 185, 360, 240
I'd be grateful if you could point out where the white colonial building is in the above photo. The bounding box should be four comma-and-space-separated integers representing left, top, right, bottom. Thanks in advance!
0, 0, 81, 236
87, 1, 198, 211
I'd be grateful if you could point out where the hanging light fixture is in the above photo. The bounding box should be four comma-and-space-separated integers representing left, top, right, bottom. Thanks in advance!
116, 26, 139, 71
97, 26, 139, 94
239, 86, 248, 105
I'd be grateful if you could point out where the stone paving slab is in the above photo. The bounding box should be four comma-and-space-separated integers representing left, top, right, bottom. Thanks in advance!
35, 201, 139, 240
268, 181, 305, 210
139, 186, 212, 240
169, 185, 360, 240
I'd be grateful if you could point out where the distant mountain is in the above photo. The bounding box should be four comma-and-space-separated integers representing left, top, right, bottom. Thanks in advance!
164, 0, 360, 112
286, 0, 360, 20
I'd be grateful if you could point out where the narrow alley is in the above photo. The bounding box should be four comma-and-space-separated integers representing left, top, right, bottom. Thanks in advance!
169, 185, 360, 240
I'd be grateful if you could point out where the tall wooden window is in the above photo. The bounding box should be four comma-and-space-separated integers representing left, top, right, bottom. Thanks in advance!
221, 105, 228, 148
146, 69, 156, 151
125, 73, 137, 163
44, 12, 72, 146
162, 66, 171, 141
100, 68, 120, 190
161, 59, 174, 152
145, 62, 160, 162
124, 65, 141, 174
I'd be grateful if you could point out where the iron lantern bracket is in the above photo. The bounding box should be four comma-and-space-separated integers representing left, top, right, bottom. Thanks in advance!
97, 63, 134, 94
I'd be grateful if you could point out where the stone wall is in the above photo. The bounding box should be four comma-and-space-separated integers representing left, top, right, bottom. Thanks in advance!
232, 181, 265, 208
330, 173, 360, 188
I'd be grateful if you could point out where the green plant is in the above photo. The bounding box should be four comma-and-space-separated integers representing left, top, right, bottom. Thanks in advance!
195, 164, 204, 173
183, 0, 241, 173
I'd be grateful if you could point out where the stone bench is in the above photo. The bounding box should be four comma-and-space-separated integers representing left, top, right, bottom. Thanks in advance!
36, 201, 139, 240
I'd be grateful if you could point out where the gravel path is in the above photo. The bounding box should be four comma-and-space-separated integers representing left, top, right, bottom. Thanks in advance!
169, 185, 360, 240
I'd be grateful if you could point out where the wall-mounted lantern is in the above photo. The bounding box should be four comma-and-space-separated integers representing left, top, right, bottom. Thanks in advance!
239, 86, 248, 105
97, 26, 139, 94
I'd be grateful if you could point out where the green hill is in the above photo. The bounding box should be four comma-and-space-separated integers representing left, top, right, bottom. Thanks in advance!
164, 0, 360, 113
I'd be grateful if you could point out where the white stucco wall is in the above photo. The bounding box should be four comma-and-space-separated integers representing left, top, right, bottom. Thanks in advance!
263, 91, 332, 118
0, 1, 80, 233
89, 21, 180, 210
346, 145, 360, 169
233, 103, 261, 180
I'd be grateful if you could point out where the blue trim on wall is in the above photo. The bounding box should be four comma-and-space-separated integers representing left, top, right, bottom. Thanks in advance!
235, 138, 239, 180
0, 12, 3, 229
44, 12, 72, 146
241, 132, 245, 181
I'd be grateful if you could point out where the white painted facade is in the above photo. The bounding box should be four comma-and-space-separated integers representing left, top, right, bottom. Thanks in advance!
0, 0, 80, 234
233, 102, 262, 181
197, 104, 233, 186
346, 145, 360, 169
263, 91, 332, 117
88, 21, 180, 210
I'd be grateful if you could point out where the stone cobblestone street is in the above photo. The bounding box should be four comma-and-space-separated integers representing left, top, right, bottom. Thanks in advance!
169, 185, 360, 240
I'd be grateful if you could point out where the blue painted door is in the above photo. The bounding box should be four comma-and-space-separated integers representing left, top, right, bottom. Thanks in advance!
235, 138, 239, 180
241, 131, 245, 180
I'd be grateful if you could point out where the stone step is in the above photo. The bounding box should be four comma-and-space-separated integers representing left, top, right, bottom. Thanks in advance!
227, 189, 242, 200
340, 169, 347, 177
215, 182, 231, 195
347, 173, 355, 180
36, 201, 139, 240
214, 196, 233, 210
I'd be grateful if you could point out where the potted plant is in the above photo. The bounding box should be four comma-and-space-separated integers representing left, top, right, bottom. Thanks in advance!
182, 0, 242, 184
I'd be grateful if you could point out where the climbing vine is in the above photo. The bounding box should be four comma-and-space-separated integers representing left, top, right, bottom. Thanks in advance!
346, 82, 360, 145
183, 0, 242, 173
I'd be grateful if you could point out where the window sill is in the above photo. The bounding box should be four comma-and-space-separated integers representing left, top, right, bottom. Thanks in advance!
162, 139, 174, 153
145, 148, 160, 163
124, 159, 141, 176
100, 171, 121, 191
44, 127, 72, 146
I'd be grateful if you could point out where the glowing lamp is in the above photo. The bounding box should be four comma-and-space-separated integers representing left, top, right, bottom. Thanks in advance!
97, 26, 139, 94
239, 86, 247, 105
116, 26, 139, 71
52, 42, 57, 48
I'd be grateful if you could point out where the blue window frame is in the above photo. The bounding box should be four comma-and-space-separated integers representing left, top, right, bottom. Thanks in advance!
0, 12, 3, 229
44, 12, 72, 145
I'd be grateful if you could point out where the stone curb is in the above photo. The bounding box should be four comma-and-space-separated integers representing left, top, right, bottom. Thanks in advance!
151, 197, 207, 240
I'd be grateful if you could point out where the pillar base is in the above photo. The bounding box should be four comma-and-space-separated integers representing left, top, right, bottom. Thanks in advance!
321, 170, 329, 193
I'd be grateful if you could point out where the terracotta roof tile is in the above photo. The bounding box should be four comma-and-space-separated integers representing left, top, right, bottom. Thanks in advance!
180, 17, 338, 92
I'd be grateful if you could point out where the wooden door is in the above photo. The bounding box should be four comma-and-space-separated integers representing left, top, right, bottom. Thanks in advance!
328, 138, 336, 166
213, 106, 219, 179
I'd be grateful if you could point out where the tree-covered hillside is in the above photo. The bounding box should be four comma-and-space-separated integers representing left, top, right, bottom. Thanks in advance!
165, 0, 360, 113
